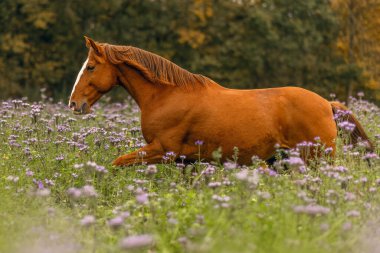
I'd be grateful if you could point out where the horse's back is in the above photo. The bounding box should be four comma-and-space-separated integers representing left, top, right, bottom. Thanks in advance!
255, 87, 336, 149
201, 86, 337, 160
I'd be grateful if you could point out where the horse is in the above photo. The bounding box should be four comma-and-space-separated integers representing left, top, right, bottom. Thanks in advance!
69, 36, 373, 166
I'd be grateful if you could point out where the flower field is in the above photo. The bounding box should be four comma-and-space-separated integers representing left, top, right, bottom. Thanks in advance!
0, 95, 379, 253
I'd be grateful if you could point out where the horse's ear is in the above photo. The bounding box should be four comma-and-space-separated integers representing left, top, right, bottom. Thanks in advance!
84, 36, 101, 56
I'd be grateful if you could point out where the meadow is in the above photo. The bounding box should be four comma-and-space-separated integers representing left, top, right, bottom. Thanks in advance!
0, 93, 379, 253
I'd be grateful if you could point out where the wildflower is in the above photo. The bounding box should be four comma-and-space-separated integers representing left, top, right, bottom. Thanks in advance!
178, 237, 188, 245
195, 140, 204, 146
346, 210, 360, 217
145, 165, 157, 175
360, 177, 368, 184
284, 157, 305, 169
337, 121, 356, 132
120, 211, 130, 219
196, 215, 204, 224
369, 187, 376, 193
324, 147, 333, 154
81, 185, 98, 198
119, 234, 154, 250
344, 192, 356, 201
25, 169, 34, 177
107, 216, 124, 229
235, 169, 259, 187
6, 175, 19, 183
293, 204, 330, 216
136, 191, 149, 205
364, 203, 372, 209
55, 155, 64, 161
223, 162, 237, 170
86, 161, 108, 174
257, 191, 271, 200
208, 182, 222, 188
342, 222, 352, 231
203, 165, 216, 176
362, 153, 379, 160
44, 178, 55, 187
36, 188, 51, 197
357, 91, 364, 98
138, 151, 147, 158
80, 215, 96, 227
67, 187, 82, 199
166, 151, 176, 157
74, 163, 84, 169
179, 155, 186, 163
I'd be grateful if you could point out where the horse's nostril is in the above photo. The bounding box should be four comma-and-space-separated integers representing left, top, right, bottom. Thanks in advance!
70, 101, 76, 109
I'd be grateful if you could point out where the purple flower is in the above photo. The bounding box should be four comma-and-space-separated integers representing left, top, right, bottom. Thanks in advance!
362, 153, 379, 160
235, 169, 259, 187
145, 165, 157, 175
55, 155, 64, 161
81, 185, 98, 198
33, 179, 44, 189
223, 162, 237, 170
6, 175, 19, 183
257, 191, 271, 200
107, 216, 124, 229
203, 165, 216, 176
67, 187, 82, 199
195, 140, 204, 146
342, 222, 352, 231
136, 191, 149, 205
293, 204, 330, 216
337, 121, 356, 132
119, 234, 154, 250
346, 210, 360, 217
80, 215, 96, 227
325, 147, 333, 154
208, 182, 222, 188
35, 188, 51, 197
344, 192, 356, 201
25, 169, 34, 177
138, 151, 147, 157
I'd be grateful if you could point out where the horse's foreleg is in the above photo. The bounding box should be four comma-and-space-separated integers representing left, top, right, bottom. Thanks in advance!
112, 142, 164, 167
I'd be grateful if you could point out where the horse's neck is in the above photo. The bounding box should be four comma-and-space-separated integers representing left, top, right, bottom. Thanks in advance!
116, 64, 222, 110
116, 65, 165, 110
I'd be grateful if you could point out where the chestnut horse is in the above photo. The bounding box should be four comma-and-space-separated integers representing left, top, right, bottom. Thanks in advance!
69, 37, 373, 166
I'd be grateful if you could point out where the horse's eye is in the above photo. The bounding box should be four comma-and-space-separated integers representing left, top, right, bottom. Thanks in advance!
86, 66, 95, 71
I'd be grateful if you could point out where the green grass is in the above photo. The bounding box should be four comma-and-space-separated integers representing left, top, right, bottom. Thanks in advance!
0, 97, 379, 252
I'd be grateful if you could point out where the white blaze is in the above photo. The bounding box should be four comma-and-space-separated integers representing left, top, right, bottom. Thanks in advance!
69, 58, 89, 104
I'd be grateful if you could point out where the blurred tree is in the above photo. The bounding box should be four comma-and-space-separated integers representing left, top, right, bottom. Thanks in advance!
332, 0, 380, 101
0, 0, 371, 102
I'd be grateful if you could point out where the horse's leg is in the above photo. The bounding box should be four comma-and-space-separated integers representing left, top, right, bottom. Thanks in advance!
112, 141, 164, 166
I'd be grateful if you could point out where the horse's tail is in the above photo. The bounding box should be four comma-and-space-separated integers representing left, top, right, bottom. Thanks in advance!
330, 101, 374, 152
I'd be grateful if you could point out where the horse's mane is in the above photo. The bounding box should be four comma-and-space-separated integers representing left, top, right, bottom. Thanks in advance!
103, 44, 209, 87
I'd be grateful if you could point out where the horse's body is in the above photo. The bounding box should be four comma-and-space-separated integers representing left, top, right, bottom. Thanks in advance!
69, 37, 372, 166
140, 85, 336, 164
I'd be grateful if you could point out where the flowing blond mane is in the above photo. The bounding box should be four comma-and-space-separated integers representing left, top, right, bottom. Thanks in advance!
103, 44, 208, 87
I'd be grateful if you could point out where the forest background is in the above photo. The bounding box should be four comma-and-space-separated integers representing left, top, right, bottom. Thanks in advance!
1, 0, 379, 103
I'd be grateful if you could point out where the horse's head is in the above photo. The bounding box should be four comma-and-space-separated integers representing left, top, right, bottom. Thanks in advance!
69, 36, 118, 114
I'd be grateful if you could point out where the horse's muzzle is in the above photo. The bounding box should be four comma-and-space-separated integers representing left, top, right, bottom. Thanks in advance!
70, 102, 90, 115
